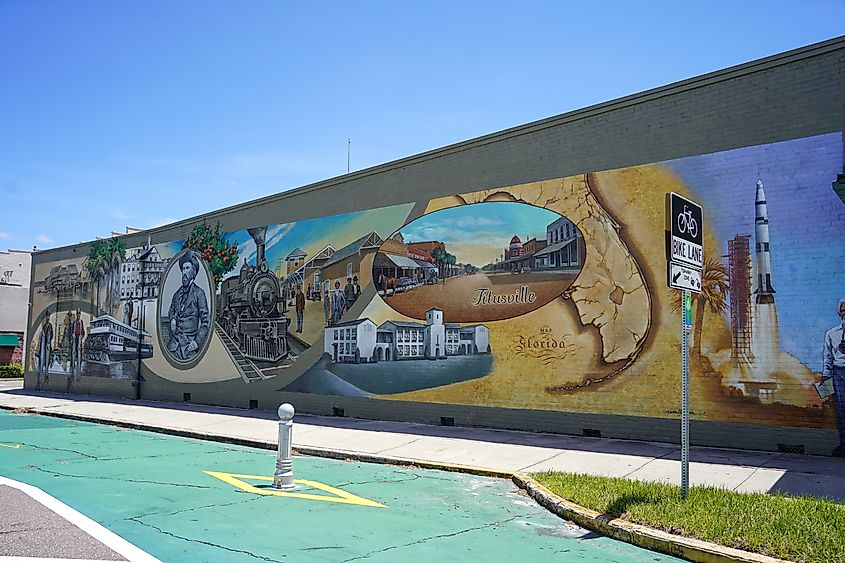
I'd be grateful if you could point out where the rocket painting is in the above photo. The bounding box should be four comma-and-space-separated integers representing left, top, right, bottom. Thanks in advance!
754, 179, 776, 304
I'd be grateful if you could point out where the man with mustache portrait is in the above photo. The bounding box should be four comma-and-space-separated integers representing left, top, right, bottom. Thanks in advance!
167, 251, 209, 361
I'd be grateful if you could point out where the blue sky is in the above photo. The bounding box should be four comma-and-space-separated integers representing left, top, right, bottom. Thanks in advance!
2, 1, 843, 250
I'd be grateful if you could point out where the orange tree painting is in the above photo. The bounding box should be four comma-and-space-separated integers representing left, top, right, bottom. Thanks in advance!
183, 222, 238, 287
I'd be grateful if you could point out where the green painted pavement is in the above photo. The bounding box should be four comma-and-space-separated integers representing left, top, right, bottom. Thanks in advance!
0, 411, 683, 562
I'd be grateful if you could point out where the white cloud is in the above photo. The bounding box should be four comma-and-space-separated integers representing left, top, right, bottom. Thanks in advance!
221, 152, 329, 179
146, 217, 181, 229
120, 151, 337, 183
451, 216, 503, 228
35, 234, 53, 244
237, 223, 296, 268
265, 223, 295, 250
0, 231, 10, 240
109, 208, 135, 220
116, 155, 206, 175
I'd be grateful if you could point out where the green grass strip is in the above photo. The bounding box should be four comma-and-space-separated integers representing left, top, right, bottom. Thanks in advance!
533, 472, 845, 563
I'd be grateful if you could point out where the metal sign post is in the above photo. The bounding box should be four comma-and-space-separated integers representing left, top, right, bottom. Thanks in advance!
681, 290, 692, 499
666, 192, 703, 501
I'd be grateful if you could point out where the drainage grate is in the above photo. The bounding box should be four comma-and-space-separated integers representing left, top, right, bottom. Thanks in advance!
582, 428, 602, 438
440, 416, 455, 427
332, 407, 345, 417
777, 443, 805, 455
249, 399, 258, 410
183, 393, 191, 402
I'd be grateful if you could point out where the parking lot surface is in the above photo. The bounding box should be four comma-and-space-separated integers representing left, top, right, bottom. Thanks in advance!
0, 410, 683, 562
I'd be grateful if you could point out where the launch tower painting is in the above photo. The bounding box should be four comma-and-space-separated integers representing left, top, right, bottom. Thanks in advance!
727, 234, 752, 361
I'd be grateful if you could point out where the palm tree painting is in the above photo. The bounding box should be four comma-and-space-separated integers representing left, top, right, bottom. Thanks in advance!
431, 245, 445, 281
85, 239, 126, 315
86, 241, 106, 313
671, 258, 730, 357
107, 239, 126, 310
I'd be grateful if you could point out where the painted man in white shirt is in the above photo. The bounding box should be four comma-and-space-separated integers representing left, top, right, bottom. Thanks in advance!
822, 297, 845, 456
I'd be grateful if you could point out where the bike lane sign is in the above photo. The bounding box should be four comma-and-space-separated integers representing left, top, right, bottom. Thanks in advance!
665, 192, 703, 269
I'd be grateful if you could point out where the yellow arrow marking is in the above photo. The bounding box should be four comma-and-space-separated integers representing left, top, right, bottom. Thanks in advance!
204, 471, 387, 508
0, 443, 20, 449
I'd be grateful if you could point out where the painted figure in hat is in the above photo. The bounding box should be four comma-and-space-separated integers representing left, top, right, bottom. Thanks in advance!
167, 251, 209, 361
37, 311, 54, 376
71, 308, 86, 375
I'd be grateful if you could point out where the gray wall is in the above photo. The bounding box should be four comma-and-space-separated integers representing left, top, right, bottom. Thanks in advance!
0, 249, 32, 361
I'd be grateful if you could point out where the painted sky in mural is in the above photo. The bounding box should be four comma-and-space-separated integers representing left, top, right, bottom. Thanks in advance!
222, 204, 413, 279
669, 132, 845, 372
399, 202, 552, 266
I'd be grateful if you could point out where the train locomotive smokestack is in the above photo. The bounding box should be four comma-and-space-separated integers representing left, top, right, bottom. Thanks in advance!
246, 227, 268, 268
754, 179, 776, 304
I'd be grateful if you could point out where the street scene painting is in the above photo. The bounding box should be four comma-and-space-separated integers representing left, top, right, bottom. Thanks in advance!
205, 203, 414, 382
29, 237, 162, 383
374, 202, 584, 322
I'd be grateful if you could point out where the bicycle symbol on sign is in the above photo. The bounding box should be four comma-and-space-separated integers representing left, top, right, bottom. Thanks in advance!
677, 205, 698, 238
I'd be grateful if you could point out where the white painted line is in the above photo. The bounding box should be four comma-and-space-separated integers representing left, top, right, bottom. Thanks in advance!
0, 476, 160, 563
0, 558, 125, 562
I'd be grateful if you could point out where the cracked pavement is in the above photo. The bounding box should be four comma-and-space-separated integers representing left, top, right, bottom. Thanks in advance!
0, 410, 683, 562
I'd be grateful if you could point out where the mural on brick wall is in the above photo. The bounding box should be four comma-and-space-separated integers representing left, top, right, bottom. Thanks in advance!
27, 132, 845, 449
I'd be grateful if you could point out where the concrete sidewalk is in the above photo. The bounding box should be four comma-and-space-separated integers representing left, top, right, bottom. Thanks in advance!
1, 380, 843, 502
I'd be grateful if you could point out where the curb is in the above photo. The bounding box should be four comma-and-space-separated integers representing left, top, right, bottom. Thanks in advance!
2, 403, 790, 563
511, 473, 790, 563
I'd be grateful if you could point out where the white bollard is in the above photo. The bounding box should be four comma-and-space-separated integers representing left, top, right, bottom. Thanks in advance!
273, 403, 296, 490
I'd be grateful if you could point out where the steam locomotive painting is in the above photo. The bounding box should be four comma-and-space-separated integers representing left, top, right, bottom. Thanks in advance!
216, 227, 291, 364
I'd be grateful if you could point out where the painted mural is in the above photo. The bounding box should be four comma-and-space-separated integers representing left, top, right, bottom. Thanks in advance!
29, 237, 162, 385
26, 132, 845, 452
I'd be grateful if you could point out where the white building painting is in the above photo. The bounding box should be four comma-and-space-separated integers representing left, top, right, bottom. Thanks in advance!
324, 318, 377, 363
118, 238, 167, 328
323, 307, 489, 364
119, 238, 166, 301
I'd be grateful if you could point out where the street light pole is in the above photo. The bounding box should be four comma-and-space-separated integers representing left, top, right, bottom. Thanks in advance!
135, 260, 145, 400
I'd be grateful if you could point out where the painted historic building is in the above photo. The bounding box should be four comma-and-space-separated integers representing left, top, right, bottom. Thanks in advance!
119, 238, 167, 301
325, 308, 490, 364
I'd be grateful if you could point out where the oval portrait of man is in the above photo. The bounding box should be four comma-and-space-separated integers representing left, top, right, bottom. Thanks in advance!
157, 249, 215, 369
